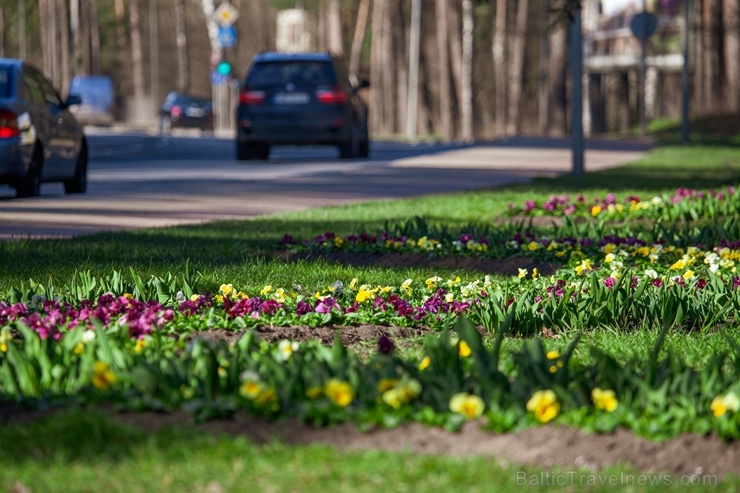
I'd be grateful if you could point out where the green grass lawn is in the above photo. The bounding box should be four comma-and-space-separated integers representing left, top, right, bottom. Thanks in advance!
2, 125, 740, 491
2, 410, 737, 493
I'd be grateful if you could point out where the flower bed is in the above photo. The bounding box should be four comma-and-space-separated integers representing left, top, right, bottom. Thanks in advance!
2, 184, 740, 444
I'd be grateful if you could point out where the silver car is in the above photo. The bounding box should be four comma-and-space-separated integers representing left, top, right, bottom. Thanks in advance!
0, 59, 87, 198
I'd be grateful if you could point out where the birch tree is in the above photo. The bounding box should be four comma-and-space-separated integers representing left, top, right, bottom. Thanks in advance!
724, 0, 740, 112
492, 0, 507, 136
460, 0, 473, 142
326, 0, 343, 55
506, 0, 528, 136
175, 0, 190, 93
129, 0, 146, 121
349, 0, 371, 75
435, 0, 452, 141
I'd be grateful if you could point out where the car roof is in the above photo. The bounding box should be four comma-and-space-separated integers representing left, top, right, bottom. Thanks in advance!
0, 58, 23, 70
252, 52, 335, 63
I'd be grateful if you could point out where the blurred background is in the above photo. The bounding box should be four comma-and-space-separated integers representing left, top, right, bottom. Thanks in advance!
0, 0, 737, 141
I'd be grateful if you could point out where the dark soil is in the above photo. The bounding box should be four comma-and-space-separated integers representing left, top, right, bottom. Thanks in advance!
108, 409, 740, 479
185, 325, 432, 348
278, 250, 561, 277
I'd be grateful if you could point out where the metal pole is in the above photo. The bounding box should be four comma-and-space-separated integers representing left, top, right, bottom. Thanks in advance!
681, 0, 690, 143
639, 0, 647, 136
405, 0, 421, 141
570, 7, 584, 176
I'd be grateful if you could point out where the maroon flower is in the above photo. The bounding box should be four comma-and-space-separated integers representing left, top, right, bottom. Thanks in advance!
377, 334, 395, 355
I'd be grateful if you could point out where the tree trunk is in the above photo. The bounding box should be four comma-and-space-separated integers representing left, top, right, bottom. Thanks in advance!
327, 0, 344, 55
380, 0, 394, 133
370, 0, 388, 133
447, 0, 464, 117
507, 0, 529, 136
435, 0, 452, 142
0, 7, 4, 58
129, 0, 146, 122
460, 0, 473, 142
492, 0, 507, 137
40, 0, 58, 82
393, 0, 408, 133
349, 0, 371, 75
90, 0, 100, 75
547, 18, 568, 136
59, 0, 71, 96
724, 0, 740, 112
175, 0, 190, 93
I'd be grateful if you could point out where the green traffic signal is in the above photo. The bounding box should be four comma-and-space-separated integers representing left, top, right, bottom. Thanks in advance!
217, 61, 232, 76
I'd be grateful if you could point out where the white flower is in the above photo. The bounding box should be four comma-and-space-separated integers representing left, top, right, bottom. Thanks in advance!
176, 291, 186, 303
81, 330, 96, 343
644, 269, 659, 279
240, 370, 260, 382
278, 340, 300, 361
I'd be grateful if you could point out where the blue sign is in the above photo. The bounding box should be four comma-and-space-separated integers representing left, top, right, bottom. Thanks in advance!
217, 26, 237, 48
210, 69, 227, 86
630, 12, 658, 42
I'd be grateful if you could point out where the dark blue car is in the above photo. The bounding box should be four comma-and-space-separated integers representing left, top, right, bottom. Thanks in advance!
236, 52, 369, 161
0, 59, 87, 198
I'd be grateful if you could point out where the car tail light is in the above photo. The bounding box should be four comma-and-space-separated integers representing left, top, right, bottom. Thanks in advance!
239, 89, 266, 105
316, 87, 348, 104
0, 110, 19, 139
171, 105, 182, 117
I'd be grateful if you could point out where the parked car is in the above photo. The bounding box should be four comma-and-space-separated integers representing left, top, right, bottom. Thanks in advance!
0, 58, 87, 198
236, 52, 369, 160
68, 75, 115, 127
160, 92, 214, 134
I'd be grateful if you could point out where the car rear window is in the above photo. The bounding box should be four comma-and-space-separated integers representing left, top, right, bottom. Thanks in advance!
246, 61, 336, 88
70, 77, 113, 107
0, 68, 12, 98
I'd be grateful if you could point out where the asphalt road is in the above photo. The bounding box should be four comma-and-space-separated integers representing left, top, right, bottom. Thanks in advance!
0, 130, 652, 238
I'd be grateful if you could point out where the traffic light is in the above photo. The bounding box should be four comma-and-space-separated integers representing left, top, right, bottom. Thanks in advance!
217, 61, 232, 76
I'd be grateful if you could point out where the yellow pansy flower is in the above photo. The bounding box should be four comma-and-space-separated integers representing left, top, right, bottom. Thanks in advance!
449, 392, 485, 420
526, 389, 560, 423
240, 380, 262, 399
532, 268, 539, 279
527, 241, 539, 251
306, 386, 324, 399
92, 361, 115, 391
334, 236, 343, 248
356, 286, 374, 303
425, 276, 442, 290
254, 387, 279, 406
682, 270, 695, 280
575, 259, 593, 276
325, 379, 354, 407
546, 351, 560, 360
401, 278, 413, 294
219, 284, 235, 297
670, 259, 686, 270
260, 285, 272, 296
591, 205, 602, 216
518, 268, 528, 279
459, 340, 472, 358
349, 278, 359, 290
418, 355, 431, 371
592, 388, 618, 412
377, 378, 399, 393
711, 392, 740, 417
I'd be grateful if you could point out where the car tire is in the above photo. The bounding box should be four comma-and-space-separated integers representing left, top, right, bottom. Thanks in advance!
339, 123, 359, 159
64, 140, 88, 194
15, 144, 43, 198
257, 144, 270, 160
358, 120, 370, 158
237, 142, 255, 161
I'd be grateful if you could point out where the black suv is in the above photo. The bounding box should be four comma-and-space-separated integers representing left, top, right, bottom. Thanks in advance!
236, 52, 369, 160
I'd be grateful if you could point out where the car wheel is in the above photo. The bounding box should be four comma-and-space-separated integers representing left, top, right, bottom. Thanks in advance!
237, 142, 255, 161
15, 144, 43, 198
358, 120, 370, 158
257, 144, 270, 160
339, 122, 359, 159
64, 140, 88, 194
